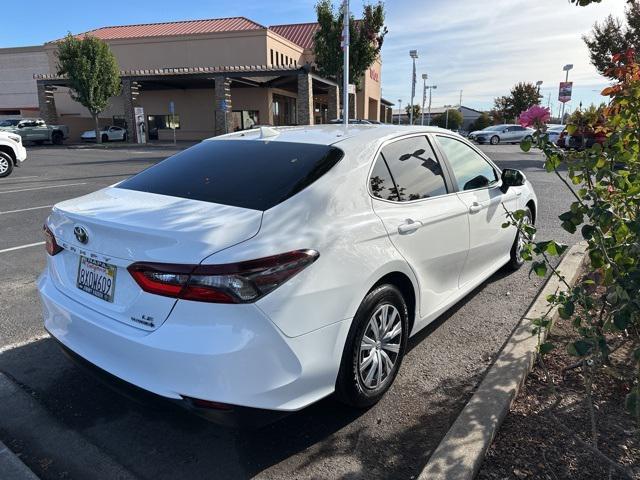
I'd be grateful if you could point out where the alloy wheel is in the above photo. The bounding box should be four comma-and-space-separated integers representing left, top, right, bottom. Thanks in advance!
0, 157, 8, 175
358, 303, 402, 391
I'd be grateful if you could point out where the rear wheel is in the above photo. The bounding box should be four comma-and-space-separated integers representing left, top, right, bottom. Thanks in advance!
490, 135, 500, 145
122, 132, 128, 142
51, 131, 63, 145
508, 207, 533, 270
0, 152, 13, 178
335, 284, 409, 408
101, 134, 109, 143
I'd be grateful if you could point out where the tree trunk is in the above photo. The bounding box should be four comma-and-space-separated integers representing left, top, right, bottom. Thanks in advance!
93, 114, 101, 144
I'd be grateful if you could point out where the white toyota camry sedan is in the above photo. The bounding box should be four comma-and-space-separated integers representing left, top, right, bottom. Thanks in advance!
38, 125, 537, 425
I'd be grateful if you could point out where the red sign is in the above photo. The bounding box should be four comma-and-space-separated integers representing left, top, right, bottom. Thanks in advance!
369, 68, 379, 82
558, 81, 573, 103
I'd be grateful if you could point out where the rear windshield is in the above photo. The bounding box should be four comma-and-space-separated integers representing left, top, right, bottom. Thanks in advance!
117, 139, 344, 211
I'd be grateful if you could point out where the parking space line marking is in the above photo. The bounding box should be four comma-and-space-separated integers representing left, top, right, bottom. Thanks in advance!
0, 182, 86, 194
0, 242, 45, 254
0, 205, 53, 215
0, 333, 50, 354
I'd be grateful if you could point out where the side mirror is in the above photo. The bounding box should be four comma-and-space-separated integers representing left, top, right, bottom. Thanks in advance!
17, 124, 24, 129
500, 168, 525, 193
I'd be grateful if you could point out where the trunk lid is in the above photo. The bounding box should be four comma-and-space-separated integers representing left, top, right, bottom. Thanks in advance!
47, 187, 263, 331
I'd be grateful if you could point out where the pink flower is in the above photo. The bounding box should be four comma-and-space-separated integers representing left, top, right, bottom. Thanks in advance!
518, 105, 551, 129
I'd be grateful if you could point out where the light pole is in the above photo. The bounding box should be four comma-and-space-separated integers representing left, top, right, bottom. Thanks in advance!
397, 99, 402, 125
560, 64, 573, 125
426, 85, 437, 125
536, 80, 543, 102
409, 50, 418, 125
421, 74, 428, 125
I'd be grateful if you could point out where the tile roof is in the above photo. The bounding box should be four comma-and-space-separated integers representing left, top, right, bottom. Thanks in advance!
269, 22, 320, 50
77, 17, 265, 41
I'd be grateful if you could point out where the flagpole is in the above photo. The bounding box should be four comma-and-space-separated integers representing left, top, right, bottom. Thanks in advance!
342, 0, 350, 128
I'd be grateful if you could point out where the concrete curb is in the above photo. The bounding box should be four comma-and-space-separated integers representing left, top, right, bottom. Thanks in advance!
419, 241, 588, 480
0, 440, 39, 480
0, 372, 138, 480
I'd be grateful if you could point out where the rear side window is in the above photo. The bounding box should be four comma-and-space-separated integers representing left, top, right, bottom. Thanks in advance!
117, 140, 343, 211
377, 136, 447, 201
370, 154, 399, 201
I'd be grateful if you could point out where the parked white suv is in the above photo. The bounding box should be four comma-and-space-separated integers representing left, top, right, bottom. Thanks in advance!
0, 130, 27, 177
39, 125, 537, 426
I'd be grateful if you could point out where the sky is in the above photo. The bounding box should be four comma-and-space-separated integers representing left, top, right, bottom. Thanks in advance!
0, 0, 628, 112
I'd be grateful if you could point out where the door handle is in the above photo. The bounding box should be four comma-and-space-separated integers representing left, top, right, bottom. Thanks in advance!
397, 219, 422, 234
468, 202, 482, 213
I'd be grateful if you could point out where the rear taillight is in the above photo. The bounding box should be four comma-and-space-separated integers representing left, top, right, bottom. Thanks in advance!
127, 249, 319, 304
43, 225, 62, 256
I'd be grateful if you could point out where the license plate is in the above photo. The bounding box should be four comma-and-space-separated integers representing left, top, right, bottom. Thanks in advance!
76, 256, 117, 302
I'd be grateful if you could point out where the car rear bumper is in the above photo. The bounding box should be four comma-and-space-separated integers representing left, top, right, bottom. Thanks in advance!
38, 271, 351, 414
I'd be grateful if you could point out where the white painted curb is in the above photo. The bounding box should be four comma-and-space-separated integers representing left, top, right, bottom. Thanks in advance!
419, 241, 588, 480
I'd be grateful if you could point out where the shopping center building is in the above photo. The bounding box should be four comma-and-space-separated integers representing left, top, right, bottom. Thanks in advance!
2, 16, 389, 142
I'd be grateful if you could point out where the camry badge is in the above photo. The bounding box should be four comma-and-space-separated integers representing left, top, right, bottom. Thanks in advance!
74, 226, 89, 244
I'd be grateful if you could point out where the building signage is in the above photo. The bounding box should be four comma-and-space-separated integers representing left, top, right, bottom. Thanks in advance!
369, 68, 379, 82
558, 82, 573, 103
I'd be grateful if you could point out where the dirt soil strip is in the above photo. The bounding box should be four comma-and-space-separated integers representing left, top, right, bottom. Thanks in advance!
419, 241, 588, 480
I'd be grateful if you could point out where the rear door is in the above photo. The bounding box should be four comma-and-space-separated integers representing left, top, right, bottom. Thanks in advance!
435, 134, 518, 287
370, 134, 470, 318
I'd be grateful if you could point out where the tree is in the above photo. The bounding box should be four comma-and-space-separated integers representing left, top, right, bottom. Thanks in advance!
469, 112, 492, 131
313, 0, 387, 89
433, 108, 463, 130
492, 83, 541, 123
404, 104, 421, 124
56, 34, 121, 144
583, 2, 640, 79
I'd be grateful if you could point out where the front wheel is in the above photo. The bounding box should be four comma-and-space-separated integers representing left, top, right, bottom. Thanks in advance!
490, 135, 500, 145
335, 284, 409, 408
507, 206, 533, 270
523, 135, 533, 143
51, 131, 63, 145
0, 152, 14, 178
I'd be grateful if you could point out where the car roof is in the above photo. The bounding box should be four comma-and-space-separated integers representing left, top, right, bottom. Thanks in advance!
212, 124, 456, 147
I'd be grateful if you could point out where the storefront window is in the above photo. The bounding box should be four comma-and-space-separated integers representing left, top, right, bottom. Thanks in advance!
232, 110, 259, 131
272, 94, 297, 126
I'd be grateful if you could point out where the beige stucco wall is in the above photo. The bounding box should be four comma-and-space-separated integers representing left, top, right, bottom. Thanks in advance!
0, 46, 50, 111
265, 31, 305, 66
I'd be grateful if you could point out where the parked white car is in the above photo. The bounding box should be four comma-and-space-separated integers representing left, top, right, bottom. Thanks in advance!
546, 124, 565, 144
38, 125, 537, 425
0, 130, 27, 177
81, 126, 128, 142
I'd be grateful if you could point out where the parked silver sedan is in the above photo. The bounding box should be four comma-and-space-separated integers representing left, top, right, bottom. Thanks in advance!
469, 124, 534, 145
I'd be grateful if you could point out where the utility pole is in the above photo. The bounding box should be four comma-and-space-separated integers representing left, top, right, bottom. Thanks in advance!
397, 99, 402, 125
427, 85, 437, 125
459, 89, 463, 108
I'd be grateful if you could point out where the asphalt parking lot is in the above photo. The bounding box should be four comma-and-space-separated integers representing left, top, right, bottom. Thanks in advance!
0, 141, 577, 479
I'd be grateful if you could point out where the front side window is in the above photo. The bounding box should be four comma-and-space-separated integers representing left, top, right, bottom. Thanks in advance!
437, 135, 498, 191
379, 136, 448, 201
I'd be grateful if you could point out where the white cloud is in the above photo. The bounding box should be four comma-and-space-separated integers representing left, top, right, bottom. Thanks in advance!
379, 0, 627, 111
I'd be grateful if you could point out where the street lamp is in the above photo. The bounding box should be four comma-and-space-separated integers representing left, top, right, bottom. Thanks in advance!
426, 85, 437, 125
397, 99, 402, 125
409, 50, 418, 125
536, 80, 543, 101
421, 74, 428, 125
560, 64, 573, 125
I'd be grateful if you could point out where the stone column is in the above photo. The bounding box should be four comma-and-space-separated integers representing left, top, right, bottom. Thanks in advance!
296, 73, 314, 126
214, 77, 232, 136
121, 78, 137, 143
327, 84, 339, 121
36, 82, 58, 124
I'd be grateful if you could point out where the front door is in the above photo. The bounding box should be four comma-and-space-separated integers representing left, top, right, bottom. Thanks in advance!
435, 134, 519, 287
370, 135, 470, 319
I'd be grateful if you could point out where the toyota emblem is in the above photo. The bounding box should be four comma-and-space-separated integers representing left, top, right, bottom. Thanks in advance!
74, 226, 89, 244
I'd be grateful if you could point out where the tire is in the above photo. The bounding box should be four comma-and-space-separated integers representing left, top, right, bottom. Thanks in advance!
335, 284, 409, 408
122, 132, 128, 142
34, 140, 45, 146
507, 207, 533, 270
490, 135, 500, 145
523, 135, 533, 143
51, 131, 63, 145
0, 152, 13, 178
101, 134, 109, 143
